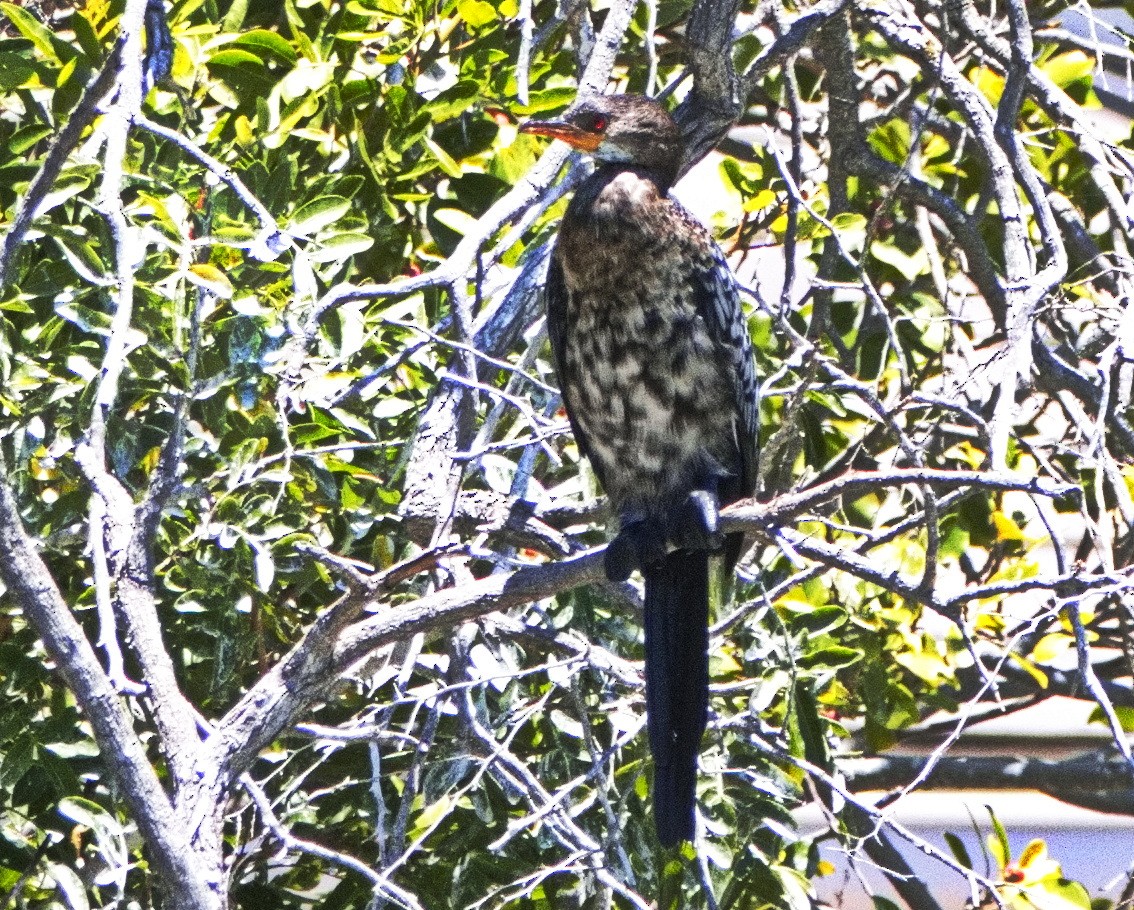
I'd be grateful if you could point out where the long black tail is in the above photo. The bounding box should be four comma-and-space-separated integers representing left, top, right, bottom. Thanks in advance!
643, 549, 710, 847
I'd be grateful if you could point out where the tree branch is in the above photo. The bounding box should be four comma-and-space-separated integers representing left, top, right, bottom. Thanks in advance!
842, 751, 1134, 816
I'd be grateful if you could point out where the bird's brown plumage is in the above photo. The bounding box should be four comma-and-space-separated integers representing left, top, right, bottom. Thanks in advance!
522, 94, 758, 846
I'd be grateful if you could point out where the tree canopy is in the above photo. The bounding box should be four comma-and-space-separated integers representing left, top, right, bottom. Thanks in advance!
0, 0, 1133, 908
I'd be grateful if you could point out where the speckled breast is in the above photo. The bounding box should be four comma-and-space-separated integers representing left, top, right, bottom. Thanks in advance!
551, 170, 739, 519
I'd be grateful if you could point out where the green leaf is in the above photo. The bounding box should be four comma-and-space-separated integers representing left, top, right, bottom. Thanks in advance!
51, 233, 107, 280
408, 794, 452, 840
422, 81, 479, 121
208, 48, 267, 68
788, 606, 847, 636
1041, 51, 1094, 89
870, 240, 929, 281
0, 3, 58, 61
58, 796, 118, 831
222, 0, 251, 30
39, 171, 91, 214
289, 195, 351, 236
944, 832, 972, 868
830, 211, 867, 232
45, 863, 89, 910
987, 806, 1011, 867
512, 87, 578, 115
0, 52, 37, 90
8, 125, 52, 155
788, 680, 829, 771
309, 232, 375, 264
457, 0, 496, 27
0, 737, 34, 786
1087, 704, 1134, 732
55, 300, 112, 334
232, 28, 298, 64
549, 709, 584, 738
1032, 633, 1074, 664
797, 646, 863, 671
187, 264, 235, 298
432, 207, 479, 235
70, 9, 101, 60
1027, 878, 1093, 910
425, 136, 463, 178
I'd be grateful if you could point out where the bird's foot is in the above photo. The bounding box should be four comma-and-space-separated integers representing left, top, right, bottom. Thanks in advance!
604, 532, 638, 582
671, 489, 723, 552
604, 521, 667, 582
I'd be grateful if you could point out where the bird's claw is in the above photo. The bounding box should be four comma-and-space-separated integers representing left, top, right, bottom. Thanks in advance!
604, 532, 638, 582
604, 521, 667, 582
672, 489, 723, 551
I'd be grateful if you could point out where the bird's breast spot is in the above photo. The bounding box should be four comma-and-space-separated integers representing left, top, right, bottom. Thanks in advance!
640, 394, 675, 430
612, 357, 641, 385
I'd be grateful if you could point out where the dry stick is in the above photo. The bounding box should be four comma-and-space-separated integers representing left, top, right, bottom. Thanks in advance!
463, 714, 652, 910
242, 775, 425, 910
774, 15, 803, 317
567, 678, 637, 886
983, 0, 1068, 323
871, 634, 1030, 825
740, 0, 852, 105
674, 0, 744, 167
841, 805, 947, 910
74, 0, 204, 801
644, 0, 659, 95
515, 0, 534, 105
950, 0, 1134, 257
748, 731, 1008, 909
135, 116, 287, 259
1066, 599, 1134, 775
715, 490, 971, 636
819, 17, 913, 391
88, 492, 144, 694
0, 463, 217, 910
859, 0, 1031, 469
468, 851, 596, 910
378, 666, 611, 905
207, 467, 1081, 785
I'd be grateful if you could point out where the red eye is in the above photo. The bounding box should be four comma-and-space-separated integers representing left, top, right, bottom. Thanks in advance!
593, 115, 607, 132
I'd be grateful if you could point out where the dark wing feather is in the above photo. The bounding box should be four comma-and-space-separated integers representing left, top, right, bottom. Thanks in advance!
687, 226, 760, 506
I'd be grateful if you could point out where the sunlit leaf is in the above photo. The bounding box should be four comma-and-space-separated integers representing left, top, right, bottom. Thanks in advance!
457, 0, 496, 27
289, 195, 351, 236
188, 264, 235, 298
232, 28, 298, 64
0, 2, 59, 61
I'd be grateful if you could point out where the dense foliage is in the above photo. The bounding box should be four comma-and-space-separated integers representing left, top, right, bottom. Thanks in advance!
0, 0, 1133, 908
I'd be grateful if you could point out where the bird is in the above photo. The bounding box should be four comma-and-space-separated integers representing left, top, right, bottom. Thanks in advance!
520, 94, 759, 846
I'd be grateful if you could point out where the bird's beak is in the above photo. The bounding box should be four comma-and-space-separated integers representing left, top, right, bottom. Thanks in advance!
518, 118, 603, 152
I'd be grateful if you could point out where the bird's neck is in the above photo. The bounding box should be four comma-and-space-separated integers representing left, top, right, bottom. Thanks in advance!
565, 164, 675, 231
592, 161, 676, 195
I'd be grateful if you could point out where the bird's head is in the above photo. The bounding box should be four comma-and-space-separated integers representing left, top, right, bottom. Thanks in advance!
519, 94, 682, 186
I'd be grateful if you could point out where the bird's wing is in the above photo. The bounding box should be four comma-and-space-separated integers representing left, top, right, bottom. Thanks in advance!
545, 252, 595, 466
690, 237, 760, 503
